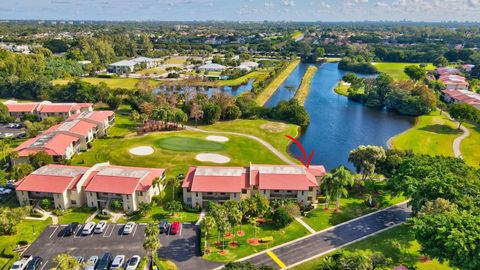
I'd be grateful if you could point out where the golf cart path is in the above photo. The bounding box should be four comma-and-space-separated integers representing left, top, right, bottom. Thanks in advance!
209, 202, 411, 270
186, 126, 296, 165
453, 123, 469, 158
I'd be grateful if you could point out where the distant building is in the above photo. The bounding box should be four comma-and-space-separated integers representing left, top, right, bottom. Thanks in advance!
182, 164, 325, 208
439, 74, 469, 91
462, 64, 475, 72
15, 162, 165, 211
442, 89, 480, 110
15, 132, 81, 163
3, 101, 93, 120
107, 57, 160, 74
198, 63, 227, 72
237, 61, 259, 71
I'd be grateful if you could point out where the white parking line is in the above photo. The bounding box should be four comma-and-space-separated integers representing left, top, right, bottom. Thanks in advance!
179, 223, 183, 236
49, 226, 59, 239
40, 260, 49, 270
73, 225, 84, 238
132, 224, 138, 237
103, 224, 115, 238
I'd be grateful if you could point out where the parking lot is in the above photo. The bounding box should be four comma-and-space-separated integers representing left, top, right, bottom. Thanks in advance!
0, 123, 26, 139
23, 221, 221, 270
24, 223, 148, 269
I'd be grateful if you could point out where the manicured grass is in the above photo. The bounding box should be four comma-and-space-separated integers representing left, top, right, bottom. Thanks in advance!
164, 56, 187, 65
155, 136, 227, 152
108, 105, 137, 137
292, 224, 451, 270
136, 66, 167, 75
125, 206, 199, 224
0, 217, 52, 268
200, 119, 299, 164
334, 81, 350, 96
291, 31, 304, 40
71, 129, 285, 178
256, 60, 300, 106
294, 65, 318, 105
461, 123, 480, 167
372, 62, 435, 81
202, 219, 309, 262
57, 207, 96, 224
302, 193, 405, 232
390, 110, 460, 157
52, 77, 160, 90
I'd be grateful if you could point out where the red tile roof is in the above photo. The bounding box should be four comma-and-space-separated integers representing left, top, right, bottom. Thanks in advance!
15, 133, 79, 157
5, 103, 39, 113
45, 119, 97, 138
15, 165, 88, 194
84, 165, 165, 194
69, 111, 114, 123
38, 103, 76, 113
183, 166, 249, 193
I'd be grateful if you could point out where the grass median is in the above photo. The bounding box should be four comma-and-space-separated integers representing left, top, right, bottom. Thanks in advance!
255, 60, 300, 106
293, 65, 318, 105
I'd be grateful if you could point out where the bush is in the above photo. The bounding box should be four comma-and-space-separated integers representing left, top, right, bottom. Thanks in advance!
259, 236, 274, 243
40, 198, 52, 210
29, 211, 43, 218
97, 73, 118, 78
110, 200, 122, 211
52, 208, 67, 216
96, 213, 111, 220
271, 208, 293, 228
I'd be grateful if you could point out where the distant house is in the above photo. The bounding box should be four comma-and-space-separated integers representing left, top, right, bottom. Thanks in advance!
462, 64, 475, 72
198, 63, 227, 72
182, 164, 325, 208
4, 101, 93, 120
437, 67, 460, 76
15, 162, 165, 211
442, 89, 480, 110
439, 74, 469, 91
15, 132, 81, 163
68, 110, 115, 137
107, 57, 160, 74
237, 61, 259, 71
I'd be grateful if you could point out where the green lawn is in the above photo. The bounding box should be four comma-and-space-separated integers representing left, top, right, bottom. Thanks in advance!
372, 62, 435, 81
136, 66, 167, 76
461, 123, 480, 167
302, 182, 406, 232
334, 81, 350, 96
291, 31, 303, 40
52, 77, 160, 90
202, 219, 309, 262
125, 206, 199, 224
200, 119, 299, 164
390, 110, 460, 157
156, 136, 227, 152
256, 60, 300, 106
164, 56, 188, 65
292, 224, 451, 270
294, 65, 317, 105
57, 207, 96, 224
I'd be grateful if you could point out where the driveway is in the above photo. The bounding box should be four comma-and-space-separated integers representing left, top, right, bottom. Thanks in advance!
158, 222, 221, 270
239, 202, 412, 269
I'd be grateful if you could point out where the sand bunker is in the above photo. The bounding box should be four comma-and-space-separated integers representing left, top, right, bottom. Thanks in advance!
260, 122, 288, 133
129, 146, 154, 156
206, 135, 229, 142
196, 153, 230, 163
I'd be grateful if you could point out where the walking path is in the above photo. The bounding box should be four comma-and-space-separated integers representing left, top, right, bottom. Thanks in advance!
294, 217, 316, 234
453, 124, 470, 158
211, 202, 411, 270
25, 207, 58, 224
85, 209, 100, 223
186, 126, 296, 165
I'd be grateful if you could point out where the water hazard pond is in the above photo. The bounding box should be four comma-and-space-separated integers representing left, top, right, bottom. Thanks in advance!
267, 62, 415, 171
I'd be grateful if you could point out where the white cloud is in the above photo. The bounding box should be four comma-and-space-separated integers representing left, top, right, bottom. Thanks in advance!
280, 0, 295, 7
265, 0, 274, 7
374, 1, 388, 7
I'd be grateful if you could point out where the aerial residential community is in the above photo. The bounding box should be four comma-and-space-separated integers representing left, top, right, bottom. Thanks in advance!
0, 1, 480, 270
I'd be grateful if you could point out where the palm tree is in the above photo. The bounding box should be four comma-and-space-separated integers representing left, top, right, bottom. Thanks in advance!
331, 166, 354, 211
143, 235, 160, 262
249, 217, 258, 239
204, 215, 216, 252
54, 253, 80, 270
9, 150, 18, 167
167, 175, 182, 200
320, 173, 334, 209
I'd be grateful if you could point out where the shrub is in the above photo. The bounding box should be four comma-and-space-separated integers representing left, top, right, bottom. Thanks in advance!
96, 213, 111, 220
110, 200, 122, 211
29, 211, 43, 218
40, 198, 52, 210
271, 208, 293, 228
259, 236, 274, 243
52, 208, 66, 216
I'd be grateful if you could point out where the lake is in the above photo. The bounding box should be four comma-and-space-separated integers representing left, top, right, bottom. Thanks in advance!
273, 62, 414, 171
154, 79, 254, 97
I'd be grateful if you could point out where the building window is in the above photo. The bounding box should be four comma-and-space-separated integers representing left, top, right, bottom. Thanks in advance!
207, 192, 213, 195
242, 189, 247, 194
126, 195, 130, 200
196, 192, 199, 197
274, 190, 279, 192
220, 193, 226, 195
71, 200, 76, 205
309, 187, 313, 191
233, 194, 236, 198
287, 190, 292, 193
138, 192, 143, 196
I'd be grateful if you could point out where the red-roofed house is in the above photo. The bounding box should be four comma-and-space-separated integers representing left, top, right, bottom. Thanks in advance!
14, 132, 81, 164
3, 102, 40, 120
37, 102, 93, 120
44, 119, 98, 150
15, 162, 166, 211
15, 164, 89, 209
69, 111, 115, 136
442, 89, 480, 110
182, 164, 325, 208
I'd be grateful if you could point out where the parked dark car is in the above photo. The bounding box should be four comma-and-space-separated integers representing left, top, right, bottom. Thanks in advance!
159, 220, 170, 233
96, 252, 113, 270
25, 256, 42, 270
64, 222, 80, 236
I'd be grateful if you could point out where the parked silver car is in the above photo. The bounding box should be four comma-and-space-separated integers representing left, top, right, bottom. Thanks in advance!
94, 221, 107, 234
123, 222, 135, 235
125, 255, 140, 270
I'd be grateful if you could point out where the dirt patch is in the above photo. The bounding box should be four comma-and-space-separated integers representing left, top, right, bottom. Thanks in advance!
260, 122, 288, 133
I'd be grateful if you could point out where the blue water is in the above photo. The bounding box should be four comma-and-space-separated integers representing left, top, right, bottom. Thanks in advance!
154, 79, 254, 97
285, 63, 414, 171
265, 64, 309, 107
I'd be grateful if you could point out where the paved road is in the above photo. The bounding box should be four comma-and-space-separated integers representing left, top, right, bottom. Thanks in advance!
186, 126, 296, 165
237, 202, 411, 269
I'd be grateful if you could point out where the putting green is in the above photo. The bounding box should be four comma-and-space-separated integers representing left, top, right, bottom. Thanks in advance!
155, 136, 227, 152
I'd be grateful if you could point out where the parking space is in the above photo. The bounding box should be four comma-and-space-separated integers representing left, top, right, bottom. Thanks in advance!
24, 223, 147, 269
0, 123, 26, 139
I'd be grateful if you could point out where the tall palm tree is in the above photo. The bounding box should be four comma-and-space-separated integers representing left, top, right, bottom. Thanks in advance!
204, 215, 216, 251
331, 166, 354, 211
320, 172, 334, 209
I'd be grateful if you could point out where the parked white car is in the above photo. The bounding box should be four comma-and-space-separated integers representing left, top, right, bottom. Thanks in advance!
82, 222, 96, 235
83, 255, 98, 270
125, 255, 141, 270
110, 255, 125, 269
9, 255, 32, 270
123, 222, 135, 235
94, 221, 107, 234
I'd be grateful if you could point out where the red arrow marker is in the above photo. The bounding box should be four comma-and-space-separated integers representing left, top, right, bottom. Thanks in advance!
285, 135, 314, 168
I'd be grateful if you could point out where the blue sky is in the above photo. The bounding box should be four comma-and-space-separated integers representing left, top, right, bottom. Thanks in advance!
1, 0, 480, 22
